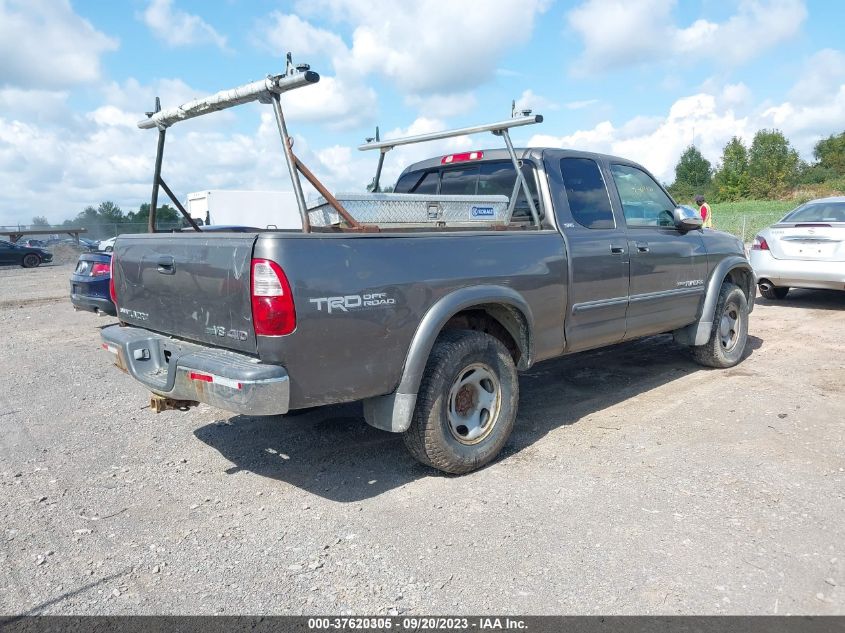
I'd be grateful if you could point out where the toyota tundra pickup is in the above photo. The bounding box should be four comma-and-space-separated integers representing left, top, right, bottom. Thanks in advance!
102, 144, 756, 473
100, 64, 754, 473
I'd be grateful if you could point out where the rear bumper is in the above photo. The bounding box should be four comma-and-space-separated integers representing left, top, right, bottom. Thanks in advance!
750, 251, 845, 290
70, 289, 116, 315
101, 324, 289, 416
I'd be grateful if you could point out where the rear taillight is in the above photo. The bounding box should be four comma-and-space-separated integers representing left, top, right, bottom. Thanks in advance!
751, 236, 769, 251
251, 258, 295, 336
441, 151, 483, 165
91, 262, 110, 276
109, 255, 117, 304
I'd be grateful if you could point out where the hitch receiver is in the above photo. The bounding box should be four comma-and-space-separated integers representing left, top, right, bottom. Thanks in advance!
150, 394, 198, 413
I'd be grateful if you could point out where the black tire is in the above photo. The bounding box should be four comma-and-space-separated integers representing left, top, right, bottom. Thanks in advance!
403, 330, 518, 474
21, 253, 41, 268
759, 284, 789, 300
104, 246, 113, 252
691, 282, 749, 368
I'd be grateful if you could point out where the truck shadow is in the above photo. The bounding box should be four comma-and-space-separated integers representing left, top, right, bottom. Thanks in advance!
194, 334, 762, 503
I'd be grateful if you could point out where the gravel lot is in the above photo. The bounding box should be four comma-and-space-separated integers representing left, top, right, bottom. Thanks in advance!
1, 262, 843, 615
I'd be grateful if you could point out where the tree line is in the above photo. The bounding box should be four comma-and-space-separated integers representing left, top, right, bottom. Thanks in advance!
669, 129, 845, 202
31, 201, 182, 236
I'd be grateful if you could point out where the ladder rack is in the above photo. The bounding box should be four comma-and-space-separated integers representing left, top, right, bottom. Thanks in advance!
358, 115, 544, 228
135, 53, 546, 233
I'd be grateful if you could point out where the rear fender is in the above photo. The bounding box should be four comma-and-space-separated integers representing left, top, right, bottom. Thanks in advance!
363, 285, 534, 433
673, 256, 754, 346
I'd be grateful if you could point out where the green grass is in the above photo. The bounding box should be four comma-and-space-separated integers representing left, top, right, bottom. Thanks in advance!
713, 199, 799, 216
708, 199, 800, 241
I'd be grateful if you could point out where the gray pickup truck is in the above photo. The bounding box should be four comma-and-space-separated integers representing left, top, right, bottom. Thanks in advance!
100, 65, 753, 473
102, 146, 754, 474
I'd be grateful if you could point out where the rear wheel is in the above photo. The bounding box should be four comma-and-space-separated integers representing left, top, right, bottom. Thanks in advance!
759, 284, 789, 300
403, 330, 518, 474
692, 282, 749, 368
21, 253, 41, 268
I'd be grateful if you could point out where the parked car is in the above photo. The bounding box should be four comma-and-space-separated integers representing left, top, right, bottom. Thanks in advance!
0, 239, 53, 267
751, 196, 845, 299
101, 148, 755, 474
98, 237, 116, 252
45, 238, 94, 252
70, 252, 116, 316
17, 238, 48, 248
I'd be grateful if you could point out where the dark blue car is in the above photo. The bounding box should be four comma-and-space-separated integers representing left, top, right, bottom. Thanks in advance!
70, 252, 116, 316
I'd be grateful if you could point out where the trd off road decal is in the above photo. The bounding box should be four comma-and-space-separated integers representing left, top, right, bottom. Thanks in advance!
310, 292, 396, 314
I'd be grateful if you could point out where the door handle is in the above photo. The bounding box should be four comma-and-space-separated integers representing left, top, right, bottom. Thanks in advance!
156, 256, 175, 275
610, 245, 625, 254
636, 242, 650, 253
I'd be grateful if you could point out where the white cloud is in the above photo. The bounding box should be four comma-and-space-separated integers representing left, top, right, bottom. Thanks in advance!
0, 88, 71, 124
280, 75, 378, 130
530, 93, 755, 183
720, 82, 752, 108
0, 0, 118, 88
567, 0, 807, 73
345, 0, 550, 94
264, 1, 548, 93
514, 90, 559, 113
404, 92, 479, 119
262, 12, 346, 59
258, 2, 549, 125
0, 81, 289, 226
788, 48, 845, 104
564, 99, 601, 111
141, 0, 227, 50
258, 13, 376, 128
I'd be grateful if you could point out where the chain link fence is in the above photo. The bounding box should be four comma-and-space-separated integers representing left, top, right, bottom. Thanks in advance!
81, 222, 185, 240
1, 222, 185, 242
5, 214, 786, 246
714, 212, 786, 243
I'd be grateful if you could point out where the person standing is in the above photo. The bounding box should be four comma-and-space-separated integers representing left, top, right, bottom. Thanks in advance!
695, 194, 713, 228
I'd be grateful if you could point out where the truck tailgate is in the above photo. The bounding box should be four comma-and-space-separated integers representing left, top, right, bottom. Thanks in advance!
113, 232, 259, 354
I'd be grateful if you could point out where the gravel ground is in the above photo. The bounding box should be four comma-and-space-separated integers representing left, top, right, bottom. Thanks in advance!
1, 263, 843, 615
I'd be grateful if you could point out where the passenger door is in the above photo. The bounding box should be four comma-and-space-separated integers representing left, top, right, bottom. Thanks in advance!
0, 241, 17, 265
551, 156, 630, 352
607, 163, 707, 339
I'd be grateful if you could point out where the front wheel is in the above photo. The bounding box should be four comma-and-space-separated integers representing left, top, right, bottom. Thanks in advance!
403, 330, 518, 474
691, 282, 749, 368
21, 254, 41, 268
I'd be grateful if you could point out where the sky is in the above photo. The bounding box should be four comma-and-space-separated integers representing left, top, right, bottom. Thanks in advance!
1, 0, 844, 225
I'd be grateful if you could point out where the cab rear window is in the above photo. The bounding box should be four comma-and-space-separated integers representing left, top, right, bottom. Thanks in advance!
393, 160, 541, 220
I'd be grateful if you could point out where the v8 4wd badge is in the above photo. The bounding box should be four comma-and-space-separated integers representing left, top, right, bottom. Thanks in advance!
205, 325, 248, 341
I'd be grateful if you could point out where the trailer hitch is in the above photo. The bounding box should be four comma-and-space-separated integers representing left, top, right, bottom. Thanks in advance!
150, 394, 198, 413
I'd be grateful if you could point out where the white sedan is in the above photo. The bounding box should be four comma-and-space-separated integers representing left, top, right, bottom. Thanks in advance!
97, 237, 116, 252
750, 196, 845, 299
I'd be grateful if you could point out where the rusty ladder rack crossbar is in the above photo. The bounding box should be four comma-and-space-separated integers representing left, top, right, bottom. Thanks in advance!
138, 53, 361, 234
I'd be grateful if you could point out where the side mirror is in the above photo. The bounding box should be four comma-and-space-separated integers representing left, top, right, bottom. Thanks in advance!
673, 206, 703, 232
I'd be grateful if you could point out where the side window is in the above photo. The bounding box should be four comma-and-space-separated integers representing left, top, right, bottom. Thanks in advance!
559, 158, 615, 229
477, 161, 541, 220
413, 171, 439, 194
610, 164, 676, 228
394, 171, 421, 193
440, 166, 480, 195
394, 170, 439, 194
